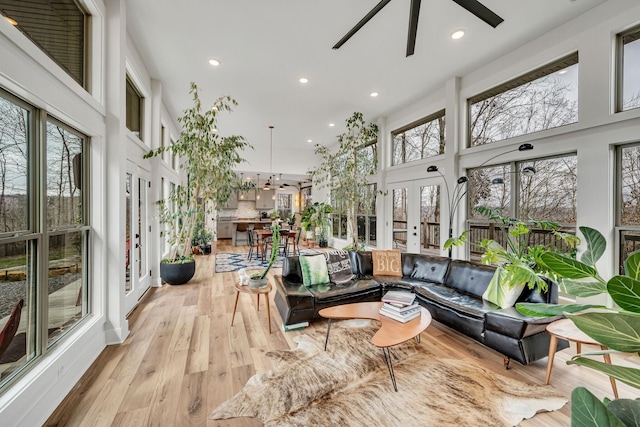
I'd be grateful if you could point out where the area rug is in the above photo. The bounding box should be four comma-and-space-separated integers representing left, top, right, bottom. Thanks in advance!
214, 249, 319, 273
210, 320, 567, 426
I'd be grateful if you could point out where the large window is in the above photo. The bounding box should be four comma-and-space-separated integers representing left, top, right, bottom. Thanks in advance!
469, 54, 579, 146
0, 0, 86, 86
618, 26, 640, 112
0, 89, 89, 390
392, 111, 445, 165
126, 76, 143, 139
467, 154, 577, 258
617, 143, 640, 272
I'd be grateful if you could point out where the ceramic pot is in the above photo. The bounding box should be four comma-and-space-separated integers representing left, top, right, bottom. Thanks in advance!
160, 260, 196, 285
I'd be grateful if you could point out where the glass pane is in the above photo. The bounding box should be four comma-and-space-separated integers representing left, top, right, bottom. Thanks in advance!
468, 165, 512, 216
126, 77, 142, 137
420, 185, 440, 250
622, 30, 640, 111
393, 114, 445, 165
470, 63, 578, 146
46, 120, 83, 229
0, 0, 85, 85
47, 231, 84, 344
0, 94, 30, 233
392, 188, 407, 251
0, 241, 35, 384
125, 173, 132, 293
138, 178, 147, 280
621, 145, 640, 225
619, 230, 640, 273
518, 156, 577, 223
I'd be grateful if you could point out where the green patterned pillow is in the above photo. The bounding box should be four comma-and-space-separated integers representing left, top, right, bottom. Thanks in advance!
299, 254, 330, 287
482, 266, 525, 309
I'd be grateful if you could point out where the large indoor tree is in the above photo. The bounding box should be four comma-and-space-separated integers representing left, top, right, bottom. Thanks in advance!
309, 112, 377, 249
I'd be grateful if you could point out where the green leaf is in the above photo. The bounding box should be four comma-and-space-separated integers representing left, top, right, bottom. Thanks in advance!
571, 387, 626, 427
560, 278, 608, 297
607, 276, 640, 314
540, 252, 599, 280
567, 311, 640, 353
607, 399, 640, 427
580, 226, 606, 267
515, 302, 601, 317
568, 357, 640, 390
624, 250, 640, 281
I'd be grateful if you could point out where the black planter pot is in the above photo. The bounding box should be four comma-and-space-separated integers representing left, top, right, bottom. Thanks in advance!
199, 244, 212, 255
160, 260, 196, 285
319, 239, 328, 248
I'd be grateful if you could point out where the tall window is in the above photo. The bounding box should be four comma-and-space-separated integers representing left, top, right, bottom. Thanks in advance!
469, 54, 579, 146
360, 139, 378, 174
618, 26, 640, 112
357, 184, 377, 247
617, 143, 640, 272
392, 111, 445, 165
467, 154, 577, 258
0, 0, 86, 86
0, 89, 90, 390
276, 193, 292, 220
126, 76, 143, 139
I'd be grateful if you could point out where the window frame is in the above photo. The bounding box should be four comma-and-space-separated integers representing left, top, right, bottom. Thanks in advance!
125, 75, 144, 140
616, 25, 640, 113
391, 110, 445, 166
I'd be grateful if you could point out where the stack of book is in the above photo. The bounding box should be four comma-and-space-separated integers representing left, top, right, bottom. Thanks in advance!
380, 290, 421, 323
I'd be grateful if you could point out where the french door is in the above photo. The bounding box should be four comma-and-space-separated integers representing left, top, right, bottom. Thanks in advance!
124, 165, 151, 314
387, 179, 441, 255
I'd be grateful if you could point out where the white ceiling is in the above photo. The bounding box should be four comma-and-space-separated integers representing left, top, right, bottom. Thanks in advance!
126, 0, 606, 180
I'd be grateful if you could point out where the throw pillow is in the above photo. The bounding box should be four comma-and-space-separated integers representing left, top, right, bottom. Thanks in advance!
372, 249, 402, 277
324, 250, 355, 285
299, 254, 330, 287
482, 266, 526, 309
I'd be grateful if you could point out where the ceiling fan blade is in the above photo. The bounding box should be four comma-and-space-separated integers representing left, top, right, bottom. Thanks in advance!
451, 0, 504, 28
333, 0, 393, 49
406, 0, 422, 56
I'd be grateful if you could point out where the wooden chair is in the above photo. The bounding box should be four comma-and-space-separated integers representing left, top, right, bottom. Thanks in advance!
247, 229, 261, 260
0, 299, 24, 360
235, 223, 250, 245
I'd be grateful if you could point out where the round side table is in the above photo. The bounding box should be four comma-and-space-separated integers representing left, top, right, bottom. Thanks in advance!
545, 318, 618, 398
231, 281, 273, 334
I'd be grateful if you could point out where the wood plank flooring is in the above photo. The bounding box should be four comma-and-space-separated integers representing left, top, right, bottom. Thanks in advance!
45, 241, 639, 426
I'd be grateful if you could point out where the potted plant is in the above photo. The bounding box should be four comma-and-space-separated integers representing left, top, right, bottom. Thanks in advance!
300, 204, 316, 247
192, 215, 213, 255
312, 202, 333, 248
308, 112, 378, 249
248, 225, 281, 288
144, 82, 250, 285
515, 226, 640, 425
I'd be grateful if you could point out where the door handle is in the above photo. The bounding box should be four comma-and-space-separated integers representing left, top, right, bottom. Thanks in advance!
413, 233, 417, 236
135, 243, 140, 248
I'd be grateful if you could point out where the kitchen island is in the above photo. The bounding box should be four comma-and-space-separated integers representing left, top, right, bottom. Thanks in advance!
231, 219, 272, 246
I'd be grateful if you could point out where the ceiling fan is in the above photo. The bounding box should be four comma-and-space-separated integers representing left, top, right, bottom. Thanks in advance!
333, 0, 504, 57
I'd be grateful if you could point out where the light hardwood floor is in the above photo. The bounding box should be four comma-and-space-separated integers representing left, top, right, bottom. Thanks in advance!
45, 241, 639, 426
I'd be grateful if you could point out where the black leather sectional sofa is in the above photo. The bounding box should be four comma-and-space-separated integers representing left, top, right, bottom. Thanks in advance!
274, 251, 568, 367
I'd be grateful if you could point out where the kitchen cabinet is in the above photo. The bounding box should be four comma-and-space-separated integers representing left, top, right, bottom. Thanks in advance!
222, 191, 238, 209
217, 220, 233, 239
255, 189, 275, 209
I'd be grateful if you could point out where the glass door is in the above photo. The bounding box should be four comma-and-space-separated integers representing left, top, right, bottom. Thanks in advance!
124, 165, 151, 314
388, 180, 441, 254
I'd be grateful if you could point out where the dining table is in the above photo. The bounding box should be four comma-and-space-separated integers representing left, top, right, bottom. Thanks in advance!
253, 228, 298, 260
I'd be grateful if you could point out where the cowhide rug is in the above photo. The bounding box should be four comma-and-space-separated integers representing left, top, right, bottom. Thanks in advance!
210, 320, 567, 426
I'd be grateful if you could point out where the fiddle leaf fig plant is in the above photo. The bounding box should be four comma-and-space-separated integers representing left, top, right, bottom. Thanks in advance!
144, 82, 251, 263
515, 226, 640, 426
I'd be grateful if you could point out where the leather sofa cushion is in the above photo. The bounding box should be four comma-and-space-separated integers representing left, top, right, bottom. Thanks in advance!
517, 277, 559, 304
445, 261, 496, 298
306, 279, 380, 303
414, 282, 497, 319
485, 308, 564, 339
274, 277, 315, 310
282, 256, 303, 282
410, 255, 450, 284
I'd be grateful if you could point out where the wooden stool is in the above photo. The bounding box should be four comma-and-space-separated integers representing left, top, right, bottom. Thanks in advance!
545, 318, 618, 398
231, 281, 272, 334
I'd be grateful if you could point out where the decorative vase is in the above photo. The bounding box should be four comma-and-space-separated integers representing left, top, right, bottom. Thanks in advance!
248, 276, 268, 288
160, 260, 196, 285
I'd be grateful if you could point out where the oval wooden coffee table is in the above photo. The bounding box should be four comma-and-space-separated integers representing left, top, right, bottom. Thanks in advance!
319, 301, 432, 391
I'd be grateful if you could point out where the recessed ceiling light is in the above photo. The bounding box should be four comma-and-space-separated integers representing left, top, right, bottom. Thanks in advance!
370, 92, 379, 97
451, 29, 466, 40
558, 69, 568, 75
5, 16, 17, 26
299, 77, 309, 84
212, 127, 218, 132
208, 58, 221, 66
329, 123, 335, 127
307, 139, 313, 143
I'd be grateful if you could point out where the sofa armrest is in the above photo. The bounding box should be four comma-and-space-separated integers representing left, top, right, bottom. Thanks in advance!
485, 307, 564, 339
